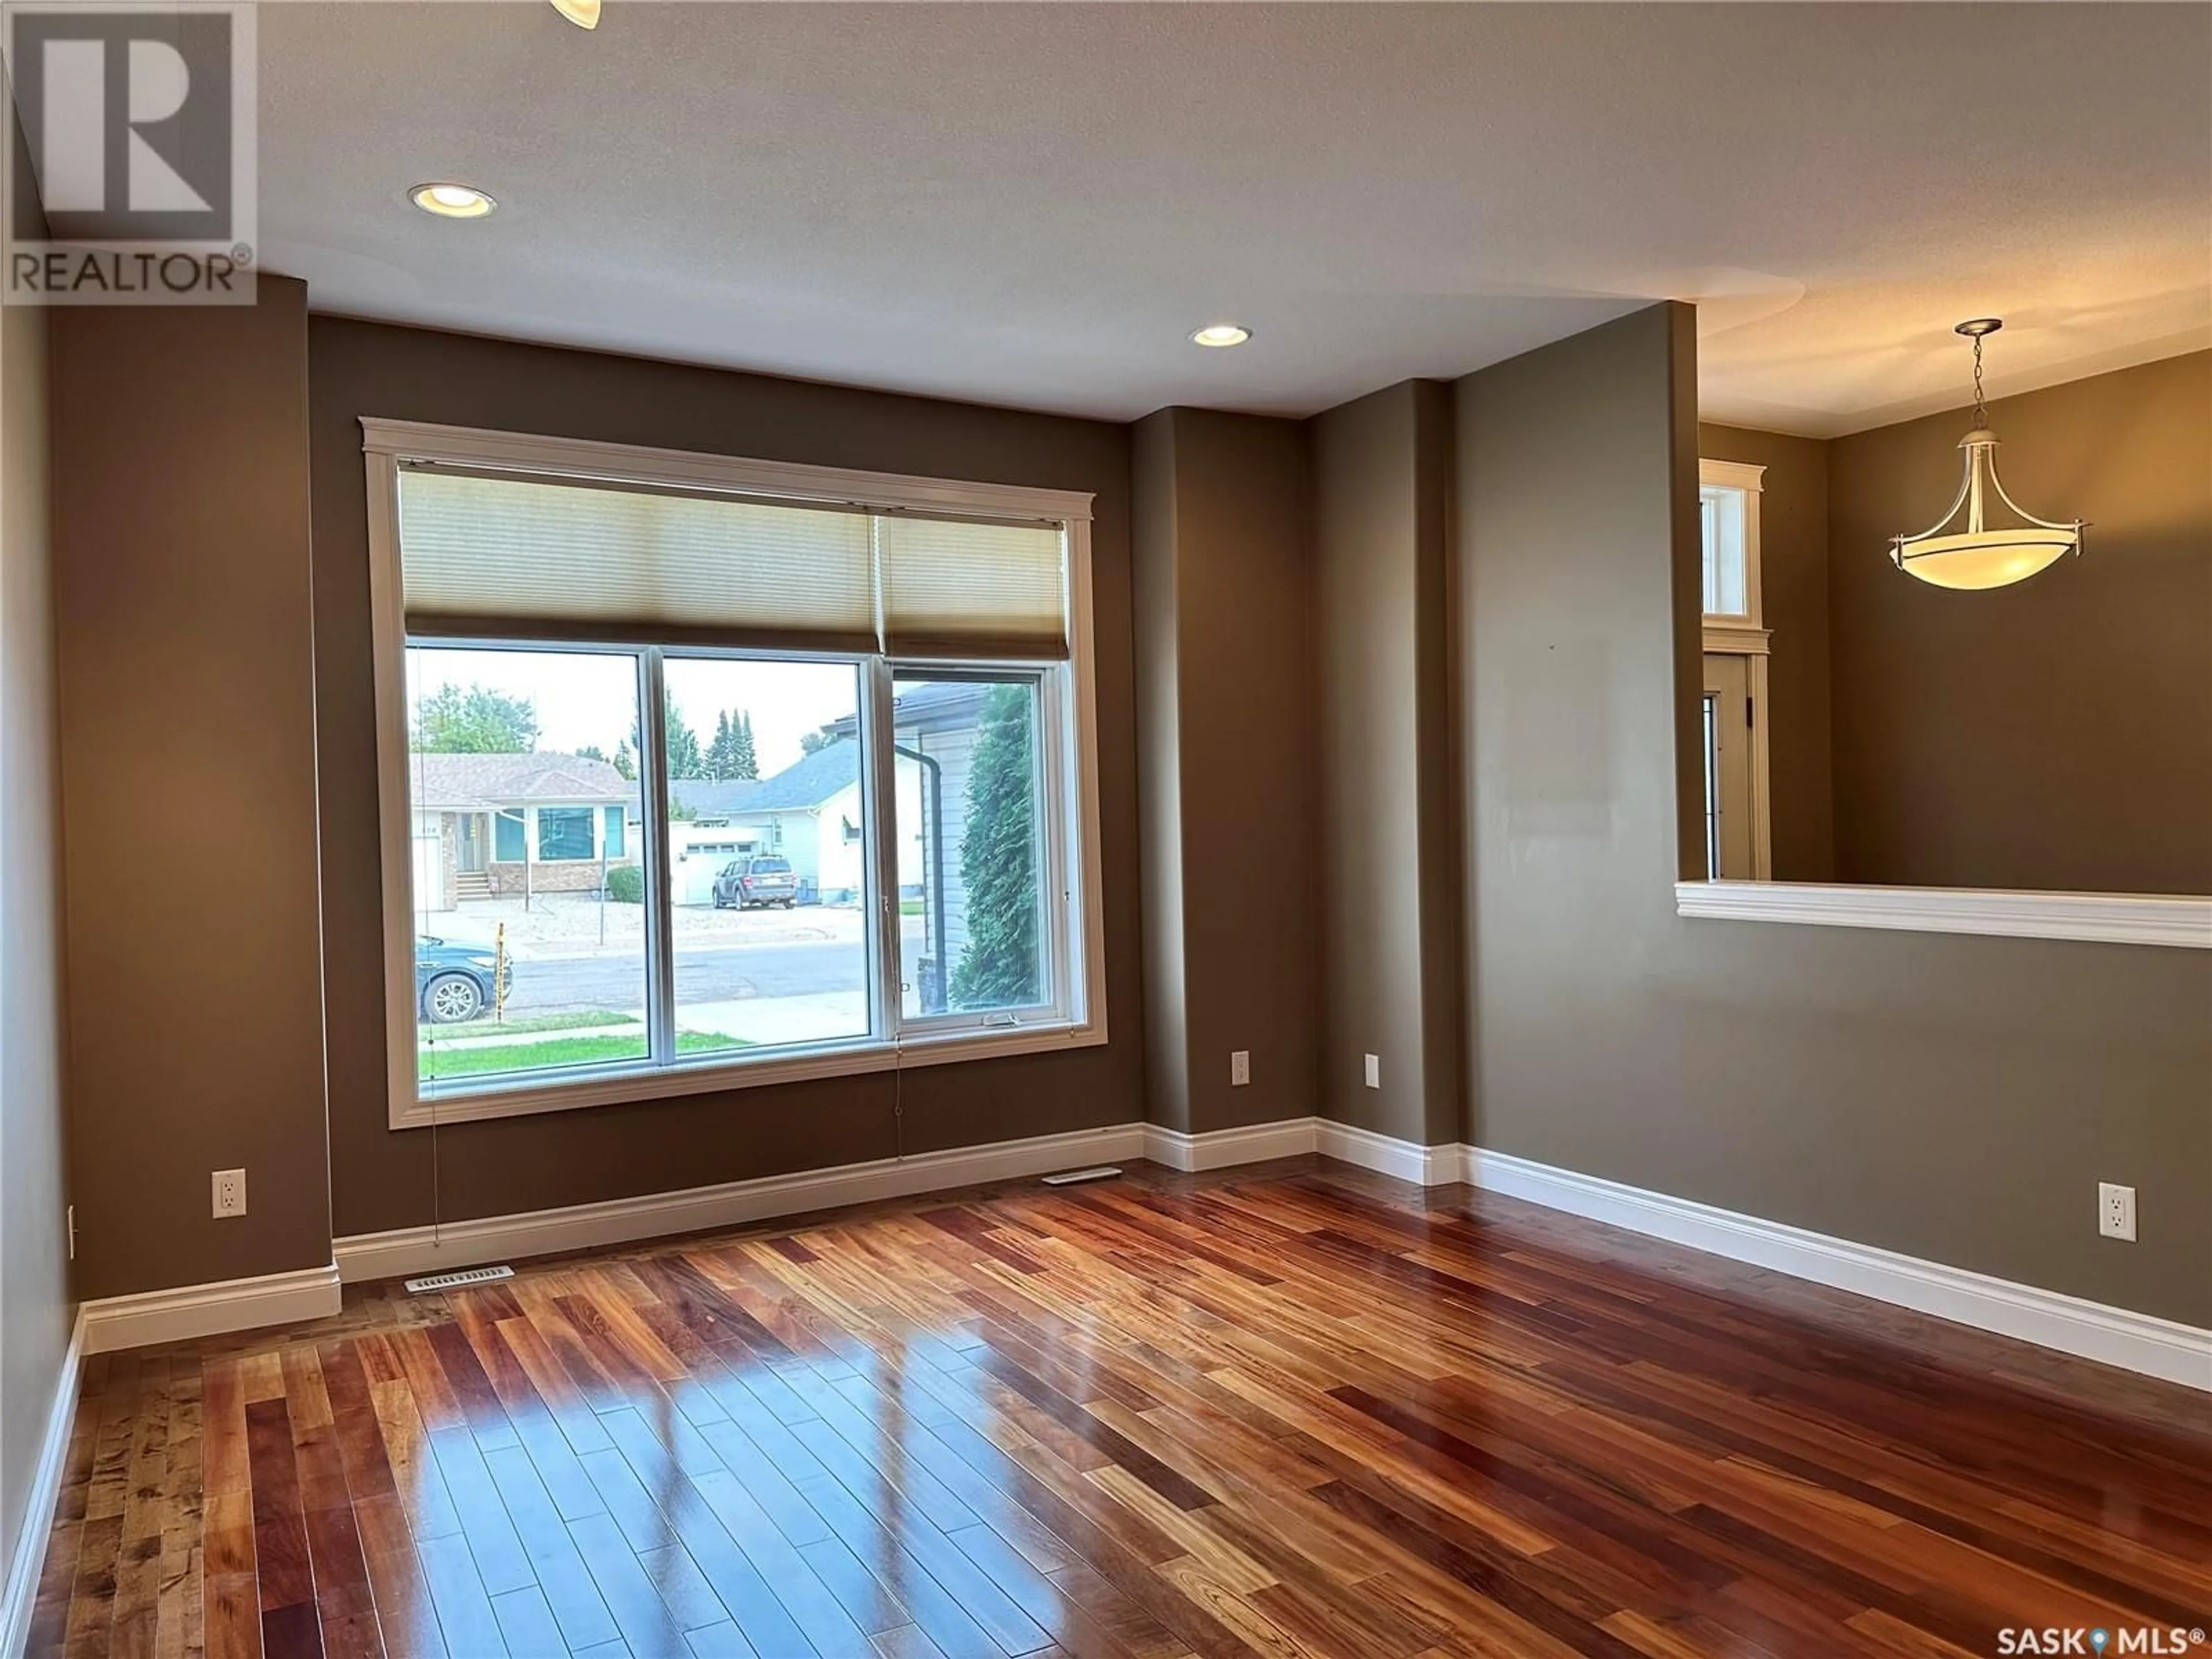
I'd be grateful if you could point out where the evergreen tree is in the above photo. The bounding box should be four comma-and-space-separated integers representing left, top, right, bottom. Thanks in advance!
950, 685, 1040, 1009
799, 728, 833, 757
611, 740, 637, 781
732, 712, 759, 780
575, 743, 609, 764
705, 711, 737, 780
411, 683, 538, 752
638, 692, 704, 778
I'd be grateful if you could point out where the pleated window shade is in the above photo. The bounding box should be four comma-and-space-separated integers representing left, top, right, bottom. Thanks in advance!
397, 467, 1069, 658
874, 514, 1068, 658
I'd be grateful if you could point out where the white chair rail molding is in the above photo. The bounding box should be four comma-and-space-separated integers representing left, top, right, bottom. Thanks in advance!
1676, 879, 2212, 949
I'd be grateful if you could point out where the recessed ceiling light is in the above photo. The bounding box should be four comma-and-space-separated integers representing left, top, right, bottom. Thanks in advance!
410, 182, 497, 219
550, 0, 601, 28
1191, 323, 1252, 349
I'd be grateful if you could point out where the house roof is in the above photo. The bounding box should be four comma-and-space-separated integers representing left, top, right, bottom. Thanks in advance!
408, 751, 631, 811
730, 738, 859, 813
825, 679, 989, 740
668, 779, 762, 819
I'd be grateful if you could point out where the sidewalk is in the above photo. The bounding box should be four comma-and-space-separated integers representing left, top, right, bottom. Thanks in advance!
416, 991, 869, 1056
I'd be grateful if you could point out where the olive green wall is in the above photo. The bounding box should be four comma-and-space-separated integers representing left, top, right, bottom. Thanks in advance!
1828, 350, 2211, 894
1311, 382, 1463, 1143
1457, 304, 2212, 1326
1, 262, 71, 1584
1696, 421, 1835, 882
310, 319, 1147, 1236
52, 278, 332, 1299
1128, 409, 1319, 1134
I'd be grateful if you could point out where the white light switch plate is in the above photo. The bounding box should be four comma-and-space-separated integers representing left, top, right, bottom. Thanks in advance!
1363, 1053, 1380, 1089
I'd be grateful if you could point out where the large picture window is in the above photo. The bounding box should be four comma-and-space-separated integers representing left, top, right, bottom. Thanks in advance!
366, 421, 1105, 1127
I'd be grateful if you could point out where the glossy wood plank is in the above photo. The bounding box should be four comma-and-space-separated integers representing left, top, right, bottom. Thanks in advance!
31, 1157, 2212, 1659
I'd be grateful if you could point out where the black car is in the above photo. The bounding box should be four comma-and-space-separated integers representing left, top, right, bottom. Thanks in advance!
712, 855, 798, 910
416, 937, 511, 1024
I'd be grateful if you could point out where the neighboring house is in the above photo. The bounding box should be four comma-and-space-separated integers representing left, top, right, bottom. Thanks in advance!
710, 737, 928, 907
725, 739, 872, 902
408, 751, 635, 911
667, 779, 762, 825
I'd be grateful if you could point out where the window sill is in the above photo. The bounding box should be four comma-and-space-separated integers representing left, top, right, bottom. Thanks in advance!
393, 1017, 1108, 1130
1676, 880, 2212, 950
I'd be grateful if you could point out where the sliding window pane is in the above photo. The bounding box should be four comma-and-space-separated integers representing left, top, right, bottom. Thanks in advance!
893, 675, 1048, 1018
661, 657, 870, 1057
404, 646, 650, 1090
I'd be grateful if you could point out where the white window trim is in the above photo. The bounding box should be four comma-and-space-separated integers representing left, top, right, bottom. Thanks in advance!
363, 418, 1109, 1130
1699, 459, 1772, 880
1699, 457, 1764, 629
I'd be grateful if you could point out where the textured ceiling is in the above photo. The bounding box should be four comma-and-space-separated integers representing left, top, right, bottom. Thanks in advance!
257, 2, 2211, 435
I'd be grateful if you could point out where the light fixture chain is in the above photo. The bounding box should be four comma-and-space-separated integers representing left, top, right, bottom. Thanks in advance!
1972, 334, 1987, 428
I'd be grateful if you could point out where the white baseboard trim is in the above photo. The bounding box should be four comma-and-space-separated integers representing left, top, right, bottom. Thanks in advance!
1315, 1119, 1463, 1185
1, 1307, 84, 1659
1141, 1117, 1320, 1172
336, 1121, 1149, 1283
78, 1265, 342, 1357
1465, 1147, 2212, 1393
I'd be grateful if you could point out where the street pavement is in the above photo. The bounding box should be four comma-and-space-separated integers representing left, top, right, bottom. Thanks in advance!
503, 936, 921, 1017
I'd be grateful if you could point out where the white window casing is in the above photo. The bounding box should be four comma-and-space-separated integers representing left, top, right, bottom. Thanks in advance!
364, 419, 1108, 1129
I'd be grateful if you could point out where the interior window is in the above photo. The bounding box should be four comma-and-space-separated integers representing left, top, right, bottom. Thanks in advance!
662, 655, 869, 1060
403, 645, 649, 1092
373, 436, 1100, 1122
893, 673, 1050, 1020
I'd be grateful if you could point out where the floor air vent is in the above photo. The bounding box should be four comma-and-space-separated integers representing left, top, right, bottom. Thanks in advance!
1041, 1165, 1123, 1186
404, 1264, 516, 1294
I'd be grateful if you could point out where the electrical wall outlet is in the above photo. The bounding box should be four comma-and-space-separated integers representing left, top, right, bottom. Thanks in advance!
2097, 1181, 2137, 1241
1230, 1050, 1251, 1086
212, 1168, 247, 1219
1363, 1053, 1381, 1090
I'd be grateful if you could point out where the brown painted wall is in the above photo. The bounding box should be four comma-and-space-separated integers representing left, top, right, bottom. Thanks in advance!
1696, 422, 1835, 882
1459, 304, 2212, 1325
1130, 412, 1191, 1134
309, 319, 1145, 1236
52, 278, 332, 1299
1828, 351, 2212, 893
1129, 410, 1319, 1134
1312, 382, 1462, 1143
2, 279, 71, 1573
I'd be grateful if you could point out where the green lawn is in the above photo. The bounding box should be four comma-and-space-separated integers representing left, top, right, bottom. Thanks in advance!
419, 1029, 746, 1080
900, 898, 925, 915
430, 1010, 640, 1039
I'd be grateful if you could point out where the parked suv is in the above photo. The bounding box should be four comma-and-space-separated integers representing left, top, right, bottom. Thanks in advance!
416, 937, 512, 1024
713, 855, 798, 910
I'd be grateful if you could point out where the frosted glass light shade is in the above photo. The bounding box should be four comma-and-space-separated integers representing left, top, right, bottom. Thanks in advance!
551, 0, 601, 27
1893, 528, 2078, 590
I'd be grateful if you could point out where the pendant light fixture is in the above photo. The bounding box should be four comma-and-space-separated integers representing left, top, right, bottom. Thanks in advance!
1889, 319, 2085, 590
550, 0, 601, 28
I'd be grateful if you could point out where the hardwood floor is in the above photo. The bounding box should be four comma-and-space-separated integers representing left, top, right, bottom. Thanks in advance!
28, 1157, 2211, 1659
